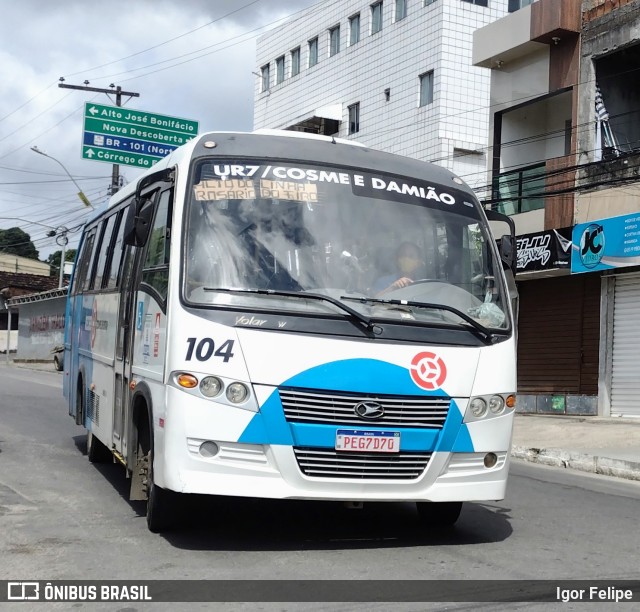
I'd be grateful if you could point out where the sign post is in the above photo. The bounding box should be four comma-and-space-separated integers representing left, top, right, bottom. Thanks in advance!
82, 102, 199, 170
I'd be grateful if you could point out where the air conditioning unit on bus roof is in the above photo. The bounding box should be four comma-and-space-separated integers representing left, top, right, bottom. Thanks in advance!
252, 128, 366, 147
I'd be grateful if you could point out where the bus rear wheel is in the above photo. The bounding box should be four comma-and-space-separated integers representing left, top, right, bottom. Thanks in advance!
416, 501, 463, 527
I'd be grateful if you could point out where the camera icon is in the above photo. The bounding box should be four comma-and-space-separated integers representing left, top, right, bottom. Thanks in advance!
7, 582, 40, 600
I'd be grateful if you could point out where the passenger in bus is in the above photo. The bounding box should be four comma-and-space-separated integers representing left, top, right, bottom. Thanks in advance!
372, 241, 425, 296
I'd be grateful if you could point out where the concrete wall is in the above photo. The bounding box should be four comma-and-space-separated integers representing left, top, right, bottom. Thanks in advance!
0, 330, 18, 353
0, 254, 50, 276
472, 3, 544, 68
576, 184, 640, 224
15, 297, 66, 361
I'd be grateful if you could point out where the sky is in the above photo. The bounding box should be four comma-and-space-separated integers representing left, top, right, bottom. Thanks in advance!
0, 0, 319, 261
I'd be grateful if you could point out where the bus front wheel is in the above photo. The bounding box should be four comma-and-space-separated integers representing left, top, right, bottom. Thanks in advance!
416, 501, 463, 527
137, 420, 178, 533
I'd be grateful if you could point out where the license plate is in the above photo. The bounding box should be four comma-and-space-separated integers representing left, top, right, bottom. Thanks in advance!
335, 429, 400, 453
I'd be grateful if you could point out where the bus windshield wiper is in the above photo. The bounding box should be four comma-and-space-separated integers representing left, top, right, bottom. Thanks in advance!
203, 287, 375, 332
340, 296, 495, 342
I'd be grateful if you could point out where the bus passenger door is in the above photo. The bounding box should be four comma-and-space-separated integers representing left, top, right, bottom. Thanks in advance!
113, 243, 139, 458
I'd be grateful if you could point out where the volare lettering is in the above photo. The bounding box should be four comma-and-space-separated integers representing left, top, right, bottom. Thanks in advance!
235, 315, 266, 326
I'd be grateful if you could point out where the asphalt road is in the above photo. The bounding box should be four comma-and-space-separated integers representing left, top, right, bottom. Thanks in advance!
1, 364, 639, 611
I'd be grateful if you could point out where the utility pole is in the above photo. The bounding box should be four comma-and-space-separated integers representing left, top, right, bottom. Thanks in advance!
58, 80, 140, 195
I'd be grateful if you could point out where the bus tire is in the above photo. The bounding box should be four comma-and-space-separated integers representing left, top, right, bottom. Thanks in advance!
76, 378, 84, 427
416, 501, 463, 527
87, 430, 112, 463
137, 416, 178, 533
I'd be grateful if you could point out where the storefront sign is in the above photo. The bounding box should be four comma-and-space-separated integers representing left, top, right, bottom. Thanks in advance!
572, 212, 640, 273
516, 228, 572, 273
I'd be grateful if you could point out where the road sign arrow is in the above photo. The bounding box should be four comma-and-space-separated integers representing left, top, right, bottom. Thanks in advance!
88, 106, 99, 116
86, 148, 95, 158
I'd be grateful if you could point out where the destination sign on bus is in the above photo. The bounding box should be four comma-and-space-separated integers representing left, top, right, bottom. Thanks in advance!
82, 102, 199, 169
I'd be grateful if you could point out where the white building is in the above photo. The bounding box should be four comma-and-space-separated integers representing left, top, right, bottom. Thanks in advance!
254, 0, 513, 190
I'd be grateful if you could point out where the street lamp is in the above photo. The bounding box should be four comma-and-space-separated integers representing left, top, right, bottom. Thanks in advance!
30, 146, 94, 209
0, 216, 70, 288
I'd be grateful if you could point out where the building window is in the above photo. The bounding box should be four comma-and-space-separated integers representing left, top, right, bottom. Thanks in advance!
508, 0, 535, 11
260, 64, 270, 92
275, 55, 285, 84
348, 103, 360, 134
371, 2, 383, 34
419, 71, 434, 106
424, 0, 437, 6
308, 37, 319, 67
395, 0, 407, 21
290, 47, 300, 77
329, 25, 340, 57
349, 13, 361, 45
462, 0, 489, 6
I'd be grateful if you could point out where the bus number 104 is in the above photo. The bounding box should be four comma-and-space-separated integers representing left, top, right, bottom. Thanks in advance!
185, 337, 235, 362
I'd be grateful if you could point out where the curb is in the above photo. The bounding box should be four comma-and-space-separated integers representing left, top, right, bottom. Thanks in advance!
512, 445, 640, 482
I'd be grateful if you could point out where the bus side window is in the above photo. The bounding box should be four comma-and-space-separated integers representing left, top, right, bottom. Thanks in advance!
84, 222, 106, 292
72, 229, 96, 295
93, 213, 118, 290
106, 208, 127, 290
141, 189, 172, 303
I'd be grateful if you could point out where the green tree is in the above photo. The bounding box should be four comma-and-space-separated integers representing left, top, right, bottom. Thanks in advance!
46, 248, 77, 270
0, 227, 39, 259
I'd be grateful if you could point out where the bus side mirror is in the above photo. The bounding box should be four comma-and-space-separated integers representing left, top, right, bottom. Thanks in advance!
485, 209, 517, 274
500, 234, 517, 272
123, 166, 174, 247
123, 198, 153, 247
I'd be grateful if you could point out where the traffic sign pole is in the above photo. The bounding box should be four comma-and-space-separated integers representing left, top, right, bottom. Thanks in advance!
59, 82, 140, 195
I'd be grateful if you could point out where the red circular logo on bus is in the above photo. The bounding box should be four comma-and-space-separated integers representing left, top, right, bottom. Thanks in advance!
410, 352, 447, 391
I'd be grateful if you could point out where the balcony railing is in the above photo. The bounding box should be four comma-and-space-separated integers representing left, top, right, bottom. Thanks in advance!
491, 162, 546, 215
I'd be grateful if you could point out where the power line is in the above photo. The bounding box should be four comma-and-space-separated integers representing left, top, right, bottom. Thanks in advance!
0, 82, 57, 124
62, 0, 264, 79
0, 2, 264, 129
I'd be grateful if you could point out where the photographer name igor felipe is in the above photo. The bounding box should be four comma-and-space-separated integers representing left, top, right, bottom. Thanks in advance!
557, 586, 634, 603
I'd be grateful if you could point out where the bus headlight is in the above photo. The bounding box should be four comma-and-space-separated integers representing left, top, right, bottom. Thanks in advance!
489, 395, 505, 415
200, 376, 222, 398
469, 397, 487, 418
226, 382, 249, 404
465, 393, 516, 422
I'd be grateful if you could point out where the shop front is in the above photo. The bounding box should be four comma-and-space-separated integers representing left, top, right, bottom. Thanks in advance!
573, 212, 640, 417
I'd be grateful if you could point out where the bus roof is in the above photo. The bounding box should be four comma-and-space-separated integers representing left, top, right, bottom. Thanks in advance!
104, 129, 474, 210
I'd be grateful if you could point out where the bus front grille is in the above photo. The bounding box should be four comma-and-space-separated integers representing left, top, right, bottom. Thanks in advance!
293, 447, 431, 480
280, 388, 450, 429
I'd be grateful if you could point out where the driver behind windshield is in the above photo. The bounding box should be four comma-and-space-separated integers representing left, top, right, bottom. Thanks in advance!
373, 241, 425, 296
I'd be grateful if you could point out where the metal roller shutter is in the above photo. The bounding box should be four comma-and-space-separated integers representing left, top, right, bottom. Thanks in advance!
517, 274, 600, 395
610, 274, 640, 417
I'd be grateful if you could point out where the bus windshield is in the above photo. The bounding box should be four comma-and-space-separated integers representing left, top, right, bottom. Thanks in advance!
184, 159, 509, 331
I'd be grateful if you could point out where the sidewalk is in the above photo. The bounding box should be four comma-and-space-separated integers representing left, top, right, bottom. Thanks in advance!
512, 414, 640, 482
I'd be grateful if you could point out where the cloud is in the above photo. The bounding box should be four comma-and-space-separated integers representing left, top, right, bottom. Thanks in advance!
0, 0, 318, 258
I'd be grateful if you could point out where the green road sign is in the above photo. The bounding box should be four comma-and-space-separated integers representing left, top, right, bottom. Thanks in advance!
82, 146, 161, 169
82, 102, 199, 168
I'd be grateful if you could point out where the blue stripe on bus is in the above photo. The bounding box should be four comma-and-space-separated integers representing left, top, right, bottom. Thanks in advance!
276, 358, 448, 397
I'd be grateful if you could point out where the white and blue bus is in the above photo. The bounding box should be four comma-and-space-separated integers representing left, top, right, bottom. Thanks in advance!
63, 130, 518, 532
